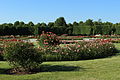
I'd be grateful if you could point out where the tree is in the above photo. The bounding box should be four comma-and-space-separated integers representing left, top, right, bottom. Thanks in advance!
111, 25, 116, 34
85, 19, 93, 26
40, 23, 47, 27
73, 22, 79, 35
54, 17, 67, 27
48, 22, 54, 28
34, 23, 41, 35
73, 21, 78, 26
19, 21, 25, 25
79, 21, 84, 25
115, 23, 120, 34
94, 21, 103, 35
28, 21, 34, 26
67, 23, 73, 35
54, 17, 68, 34
14, 21, 20, 27
102, 22, 113, 35
27, 22, 35, 35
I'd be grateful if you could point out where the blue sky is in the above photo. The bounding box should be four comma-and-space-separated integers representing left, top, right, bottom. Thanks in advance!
0, 0, 120, 24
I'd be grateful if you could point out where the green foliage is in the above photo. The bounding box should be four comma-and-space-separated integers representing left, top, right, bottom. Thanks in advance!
73, 25, 92, 35
85, 19, 93, 26
0, 17, 120, 36
0, 47, 4, 61
48, 22, 54, 28
0, 55, 4, 61
1, 52, 120, 80
38, 32, 60, 47
94, 25, 103, 34
54, 17, 68, 34
111, 39, 120, 43
40, 41, 117, 61
3, 41, 43, 72
80, 25, 91, 35
0, 41, 5, 61
54, 17, 67, 27
115, 26, 120, 34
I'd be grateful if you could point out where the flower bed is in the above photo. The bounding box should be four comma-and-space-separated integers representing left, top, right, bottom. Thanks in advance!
0, 34, 118, 62
40, 41, 118, 61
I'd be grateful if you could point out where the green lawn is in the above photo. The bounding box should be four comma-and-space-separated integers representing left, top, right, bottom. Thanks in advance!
0, 43, 120, 80
114, 43, 120, 50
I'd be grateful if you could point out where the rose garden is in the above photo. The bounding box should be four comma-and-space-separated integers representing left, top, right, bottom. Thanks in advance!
0, 17, 120, 80
0, 31, 120, 80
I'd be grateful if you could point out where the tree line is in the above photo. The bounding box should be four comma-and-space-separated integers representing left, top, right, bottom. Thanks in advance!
0, 17, 120, 36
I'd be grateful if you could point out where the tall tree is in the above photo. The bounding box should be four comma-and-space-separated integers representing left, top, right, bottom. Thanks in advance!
54, 17, 68, 34
28, 21, 34, 26
73, 21, 79, 35
67, 23, 73, 35
14, 21, 20, 27
85, 19, 93, 26
48, 22, 54, 28
54, 17, 67, 27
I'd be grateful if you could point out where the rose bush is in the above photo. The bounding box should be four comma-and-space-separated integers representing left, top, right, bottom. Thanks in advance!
3, 41, 43, 72
40, 41, 118, 61
38, 32, 60, 47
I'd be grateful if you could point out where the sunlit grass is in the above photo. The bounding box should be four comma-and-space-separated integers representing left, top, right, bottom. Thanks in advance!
0, 43, 120, 80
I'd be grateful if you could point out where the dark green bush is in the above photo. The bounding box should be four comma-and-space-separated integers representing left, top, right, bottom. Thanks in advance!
0, 44, 5, 61
0, 53, 4, 61
3, 41, 43, 72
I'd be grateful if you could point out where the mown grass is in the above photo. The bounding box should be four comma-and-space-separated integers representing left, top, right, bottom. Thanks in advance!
0, 43, 120, 80
114, 43, 120, 50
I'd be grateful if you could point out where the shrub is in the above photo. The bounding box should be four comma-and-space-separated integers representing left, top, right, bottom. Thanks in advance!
111, 39, 120, 43
0, 42, 5, 61
0, 47, 4, 61
38, 32, 60, 47
40, 46, 63, 61
3, 41, 43, 72
40, 41, 118, 61
76, 41, 117, 59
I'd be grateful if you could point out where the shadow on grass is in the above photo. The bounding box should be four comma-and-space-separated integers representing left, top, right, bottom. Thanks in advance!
32, 64, 84, 73
0, 68, 11, 74
0, 65, 84, 74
